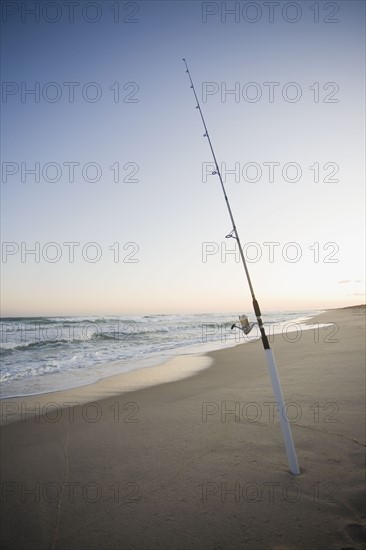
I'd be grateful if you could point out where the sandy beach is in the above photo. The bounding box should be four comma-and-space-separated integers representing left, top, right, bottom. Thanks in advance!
1, 306, 365, 550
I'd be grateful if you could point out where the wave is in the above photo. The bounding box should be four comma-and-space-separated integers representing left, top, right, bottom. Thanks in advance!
0, 339, 73, 355
0, 316, 139, 326
0, 325, 186, 353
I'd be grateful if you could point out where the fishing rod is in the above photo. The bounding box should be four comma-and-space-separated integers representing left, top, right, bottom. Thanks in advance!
183, 58, 300, 475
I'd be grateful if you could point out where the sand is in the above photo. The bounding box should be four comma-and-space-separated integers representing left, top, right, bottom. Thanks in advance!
1, 306, 365, 550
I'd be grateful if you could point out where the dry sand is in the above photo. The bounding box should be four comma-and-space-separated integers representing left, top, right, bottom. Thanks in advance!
1, 306, 365, 549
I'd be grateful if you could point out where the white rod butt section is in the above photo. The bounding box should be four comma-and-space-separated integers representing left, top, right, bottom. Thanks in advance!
264, 348, 300, 475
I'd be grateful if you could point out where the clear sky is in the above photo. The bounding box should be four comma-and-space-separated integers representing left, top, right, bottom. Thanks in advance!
1, 0, 365, 316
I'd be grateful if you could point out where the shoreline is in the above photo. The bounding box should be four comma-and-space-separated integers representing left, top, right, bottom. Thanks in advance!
1, 305, 365, 549
0, 309, 332, 425
0, 306, 362, 421
0, 309, 326, 405
0, 353, 214, 425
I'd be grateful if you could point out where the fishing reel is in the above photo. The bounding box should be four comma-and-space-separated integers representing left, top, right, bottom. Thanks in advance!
231, 314, 257, 335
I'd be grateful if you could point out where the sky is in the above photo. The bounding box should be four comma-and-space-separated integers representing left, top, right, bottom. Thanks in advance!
1, 0, 365, 316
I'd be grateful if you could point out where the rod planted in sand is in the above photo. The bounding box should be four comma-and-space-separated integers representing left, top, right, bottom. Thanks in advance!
182, 58, 300, 475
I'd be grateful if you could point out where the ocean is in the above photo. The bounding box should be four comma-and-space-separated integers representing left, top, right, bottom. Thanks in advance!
0, 310, 322, 398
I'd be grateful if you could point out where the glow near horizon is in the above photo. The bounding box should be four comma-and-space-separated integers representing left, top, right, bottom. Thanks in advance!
0, 1, 365, 317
